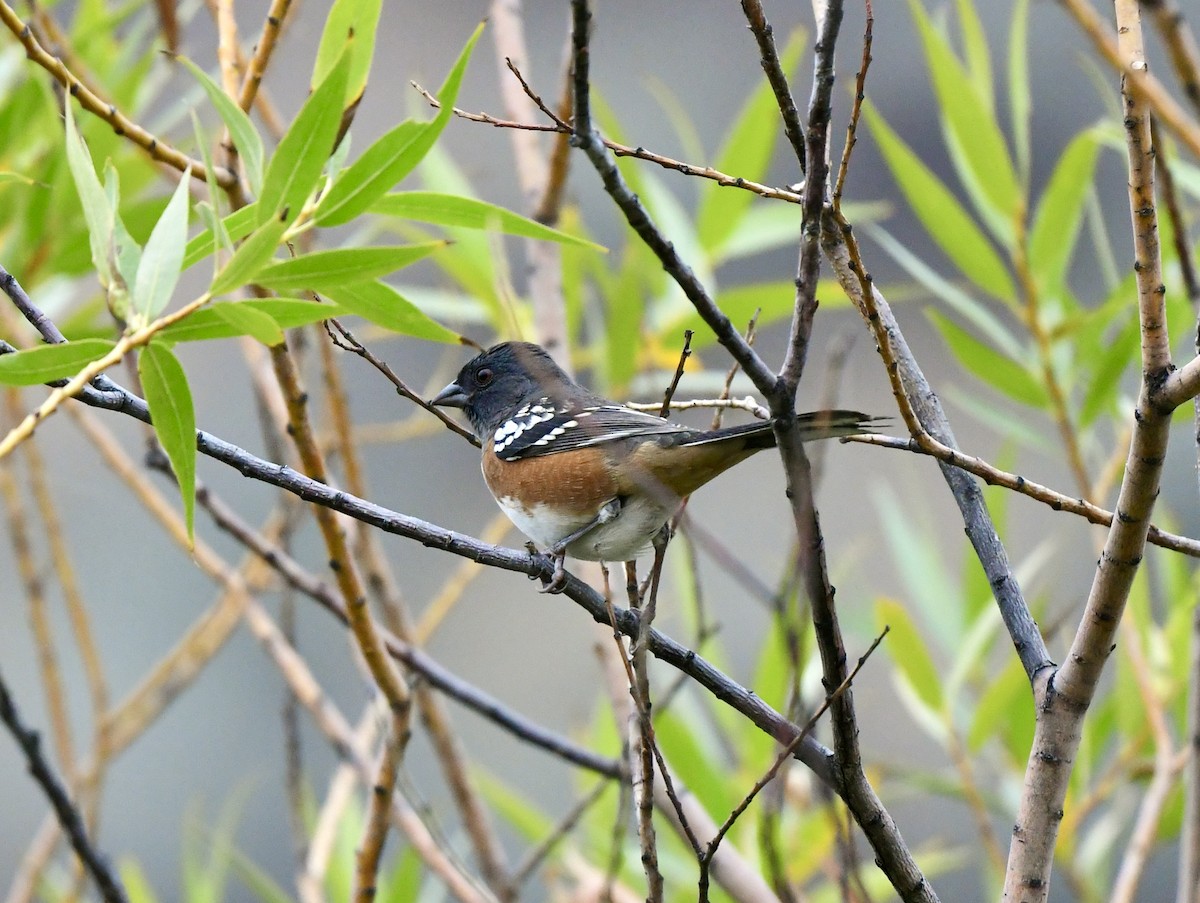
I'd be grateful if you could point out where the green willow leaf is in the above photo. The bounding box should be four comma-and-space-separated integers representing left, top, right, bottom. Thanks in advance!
318, 280, 460, 343
876, 597, 944, 714
139, 341, 197, 541
183, 203, 258, 271
863, 101, 1016, 302
910, 0, 1020, 234
0, 339, 117, 385
176, 56, 265, 194
64, 104, 115, 288
1028, 130, 1099, 296
133, 168, 191, 322
253, 243, 444, 293
212, 302, 285, 346
257, 48, 352, 225
312, 0, 383, 103
160, 299, 339, 343
210, 213, 288, 296
315, 23, 484, 226
367, 192, 603, 249
927, 309, 1048, 407
696, 31, 804, 255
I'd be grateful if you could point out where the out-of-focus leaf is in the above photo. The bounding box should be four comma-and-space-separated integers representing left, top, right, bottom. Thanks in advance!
315, 23, 483, 226
132, 168, 191, 323
1028, 130, 1099, 297
318, 280, 461, 342
160, 299, 337, 343
910, 0, 1020, 238
210, 213, 288, 296
873, 484, 961, 647
229, 849, 294, 903
954, 0, 993, 112
1009, 0, 1032, 178
367, 192, 603, 249
875, 597, 944, 713
212, 302, 285, 346
257, 48, 351, 225
139, 341, 196, 541
968, 654, 1033, 761
177, 56, 265, 193
0, 339, 116, 385
863, 101, 1016, 302
695, 31, 803, 255
254, 243, 444, 293
380, 846, 422, 903
866, 224, 1025, 360
474, 771, 554, 842
656, 709, 735, 818
671, 279, 846, 350
716, 203, 803, 264
927, 309, 1048, 408
119, 859, 160, 903
1079, 310, 1137, 425
312, 0, 383, 103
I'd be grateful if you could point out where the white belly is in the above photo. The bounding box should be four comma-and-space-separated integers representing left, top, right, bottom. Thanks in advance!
495, 494, 675, 562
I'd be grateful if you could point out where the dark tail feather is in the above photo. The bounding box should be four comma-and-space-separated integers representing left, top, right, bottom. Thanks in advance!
681, 410, 881, 450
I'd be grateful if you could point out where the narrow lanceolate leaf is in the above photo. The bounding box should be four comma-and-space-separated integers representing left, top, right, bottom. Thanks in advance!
315, 23, 484, 226
312, 0, 383, 105
133, 169, 192, 322
0, 339, 117, 385
177, 56, 265, 194
927, 309, 1049, 407
909, 0, 1020, 234
875, 597, 944, 714
695, 30, 804, 255
211, 302, 285, 346
139, 341, 197, 542
64, 104, 115, 286
254, 243, 444, 293
210, 213, 289, 296
367, 192, 604, 249
953, 0, 994, 113
184, 203, 258, 271
160, 299, 339, 343
257, 48, 352, 225
318, 280, 460, 342
862, 101, 1016, 302
1008, 0, 1033, 179
1028, 130, 1099, 296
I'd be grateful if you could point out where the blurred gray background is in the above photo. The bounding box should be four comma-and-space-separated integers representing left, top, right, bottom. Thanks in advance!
1, 1, 1192, 900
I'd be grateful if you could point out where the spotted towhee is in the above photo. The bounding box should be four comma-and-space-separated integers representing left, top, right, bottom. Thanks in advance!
432, 341, 875, 590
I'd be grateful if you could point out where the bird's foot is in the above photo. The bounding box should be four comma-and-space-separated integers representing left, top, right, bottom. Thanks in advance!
526, 542, 570, 594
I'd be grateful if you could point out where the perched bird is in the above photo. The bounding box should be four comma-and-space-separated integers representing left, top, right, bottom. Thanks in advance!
432, 341, 874, 591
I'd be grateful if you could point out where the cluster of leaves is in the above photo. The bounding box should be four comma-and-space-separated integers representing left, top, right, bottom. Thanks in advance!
0, 2, 594, 540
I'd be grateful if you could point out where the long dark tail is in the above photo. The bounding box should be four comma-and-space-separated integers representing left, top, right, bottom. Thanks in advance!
681, 410, 881, 450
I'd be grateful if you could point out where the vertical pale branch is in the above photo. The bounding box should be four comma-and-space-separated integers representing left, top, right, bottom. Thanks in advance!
1002, 2, 1172, 899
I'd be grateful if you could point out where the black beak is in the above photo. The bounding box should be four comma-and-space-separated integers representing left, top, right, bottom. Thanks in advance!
430, 381, 469, 409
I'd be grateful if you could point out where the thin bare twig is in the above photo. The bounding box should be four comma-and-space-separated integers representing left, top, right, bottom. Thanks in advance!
0, 670, 128, 903
833, 0, 874, 209
412, 83, 806, 206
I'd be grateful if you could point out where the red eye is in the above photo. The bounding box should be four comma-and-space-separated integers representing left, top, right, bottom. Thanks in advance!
475, 367, 493, 386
